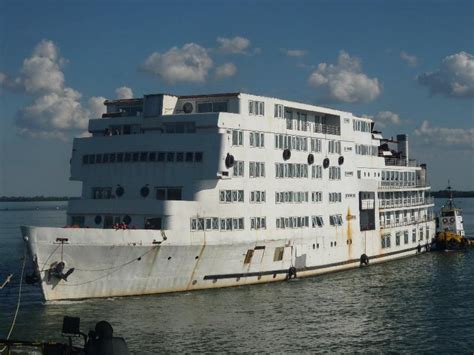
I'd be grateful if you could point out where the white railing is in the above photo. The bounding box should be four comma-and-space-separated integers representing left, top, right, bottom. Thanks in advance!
379, 181, 430, 190
314, 124, 341, 136
379, 196, 434, 209
380, 216, 435, 229
384, 158, 418, 167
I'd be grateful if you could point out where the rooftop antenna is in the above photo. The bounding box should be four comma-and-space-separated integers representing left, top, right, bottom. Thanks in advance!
446, 180, 454, 208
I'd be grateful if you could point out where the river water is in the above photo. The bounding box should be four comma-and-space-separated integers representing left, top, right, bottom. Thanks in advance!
1, 199, 473, 353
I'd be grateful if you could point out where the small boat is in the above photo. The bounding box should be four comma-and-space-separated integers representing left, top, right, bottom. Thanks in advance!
433, 183, 473, 251
0, 316, 130, 354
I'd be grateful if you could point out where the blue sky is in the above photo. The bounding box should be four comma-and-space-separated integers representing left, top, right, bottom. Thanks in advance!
0, 0, 473, 195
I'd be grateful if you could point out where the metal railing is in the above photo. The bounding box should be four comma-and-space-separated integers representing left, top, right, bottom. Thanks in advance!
384, 158, 418, 167
314, 124, 341, 136
379, 196, 434, 209
380, 215, 435, 229
379, 181, 430, 190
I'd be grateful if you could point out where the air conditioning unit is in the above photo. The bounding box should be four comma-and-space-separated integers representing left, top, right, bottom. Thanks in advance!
176, 101, 196, 114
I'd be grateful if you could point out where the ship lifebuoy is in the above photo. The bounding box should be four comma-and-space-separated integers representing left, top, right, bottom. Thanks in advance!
442, 218, 448, 223
449, 217, 455, 223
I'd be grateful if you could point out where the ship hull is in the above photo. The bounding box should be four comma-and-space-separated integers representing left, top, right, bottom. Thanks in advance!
21, 225, 433, 301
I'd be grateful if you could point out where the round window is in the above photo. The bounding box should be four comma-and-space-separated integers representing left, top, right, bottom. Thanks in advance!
307, 154, 314, 165
225, 153, 235, 168
338, 156, 344, 165
140, 186, 150, 198
323, 158, 330, 168
116, 186, 124, 197
283, 149, 291, 161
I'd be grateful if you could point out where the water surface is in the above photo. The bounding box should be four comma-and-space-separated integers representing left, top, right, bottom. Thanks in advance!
1, 199, 473, 353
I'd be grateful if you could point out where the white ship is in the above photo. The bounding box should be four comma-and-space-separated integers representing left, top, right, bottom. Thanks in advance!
21, 92, 436, 301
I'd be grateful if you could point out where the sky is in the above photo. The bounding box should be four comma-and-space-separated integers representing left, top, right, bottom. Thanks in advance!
0, 0, 473, 196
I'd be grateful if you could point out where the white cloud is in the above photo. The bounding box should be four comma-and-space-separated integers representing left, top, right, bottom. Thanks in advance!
1, 39, 107, 139
370, 111, 404, 128
214, 62, 236, 79
400, 51, 418, 67
281, 48, 307, 57
115, 86, 133, 99
417, 51, 474, 98
140, 43, 213, 84
16, 90, 106, 140
414, 120, 474, 150
308, 51, 382, 103
216, 36, 251, 54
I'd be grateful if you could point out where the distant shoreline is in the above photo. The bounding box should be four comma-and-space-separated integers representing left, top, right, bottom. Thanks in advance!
0, 196, 79, 202
1, 191, 473, 202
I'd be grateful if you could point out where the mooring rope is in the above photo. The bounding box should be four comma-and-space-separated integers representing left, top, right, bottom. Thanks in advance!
0, 243, 27, 353
0, 274, 13, 290
59, 246, 159, 287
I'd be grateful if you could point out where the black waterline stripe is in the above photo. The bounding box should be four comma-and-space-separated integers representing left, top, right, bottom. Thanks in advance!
203, 245, 423, 280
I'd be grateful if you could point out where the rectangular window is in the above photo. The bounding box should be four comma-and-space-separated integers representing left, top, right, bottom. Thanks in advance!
140, 152, 148, 162
274, 247, 284, 261
176, 152, 184, 162
212, 102, 228, 112
185, 152, 193, 162
194, 152, 203, 162
166, 152, 174, 162
244, 250, 254, 264
233, 161, 244, 177
157, 152, 165, 162
145, 217, 162, 230
219, 190, 244, 203
197, 102, 213, 113
249, 162, 265, 178
232, 130, 244, 146
167, 188, 182, 200
156, 188, 166, 200
71, 215, 85, 227
274, 104, 284, 118
132, 152, 139, 162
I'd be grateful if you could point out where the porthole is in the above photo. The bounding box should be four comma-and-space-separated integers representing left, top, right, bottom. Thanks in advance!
225, 153, 235, 168
338, 156, 344, 165
167, 256, 172, 260
307, 154, 314, 165
94, 215, 102, 225
140, 185, 150, 198
123, 215, 131, 225
283, 149, 291, 161
116, 186, 124, 197
323, 158, 330, 169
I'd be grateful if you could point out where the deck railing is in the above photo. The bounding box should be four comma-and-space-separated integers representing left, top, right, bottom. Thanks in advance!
379, 196, 434, 209
380, 215, 435, 229
379, 181, 430, 190
384, 158, 418, 167
314, 124, 340, 136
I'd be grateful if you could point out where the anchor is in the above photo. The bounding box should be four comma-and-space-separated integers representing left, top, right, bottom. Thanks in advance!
48, 261, 75, 282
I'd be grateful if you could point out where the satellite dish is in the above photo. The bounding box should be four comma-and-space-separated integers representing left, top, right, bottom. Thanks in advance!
183, 102, 194, 113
